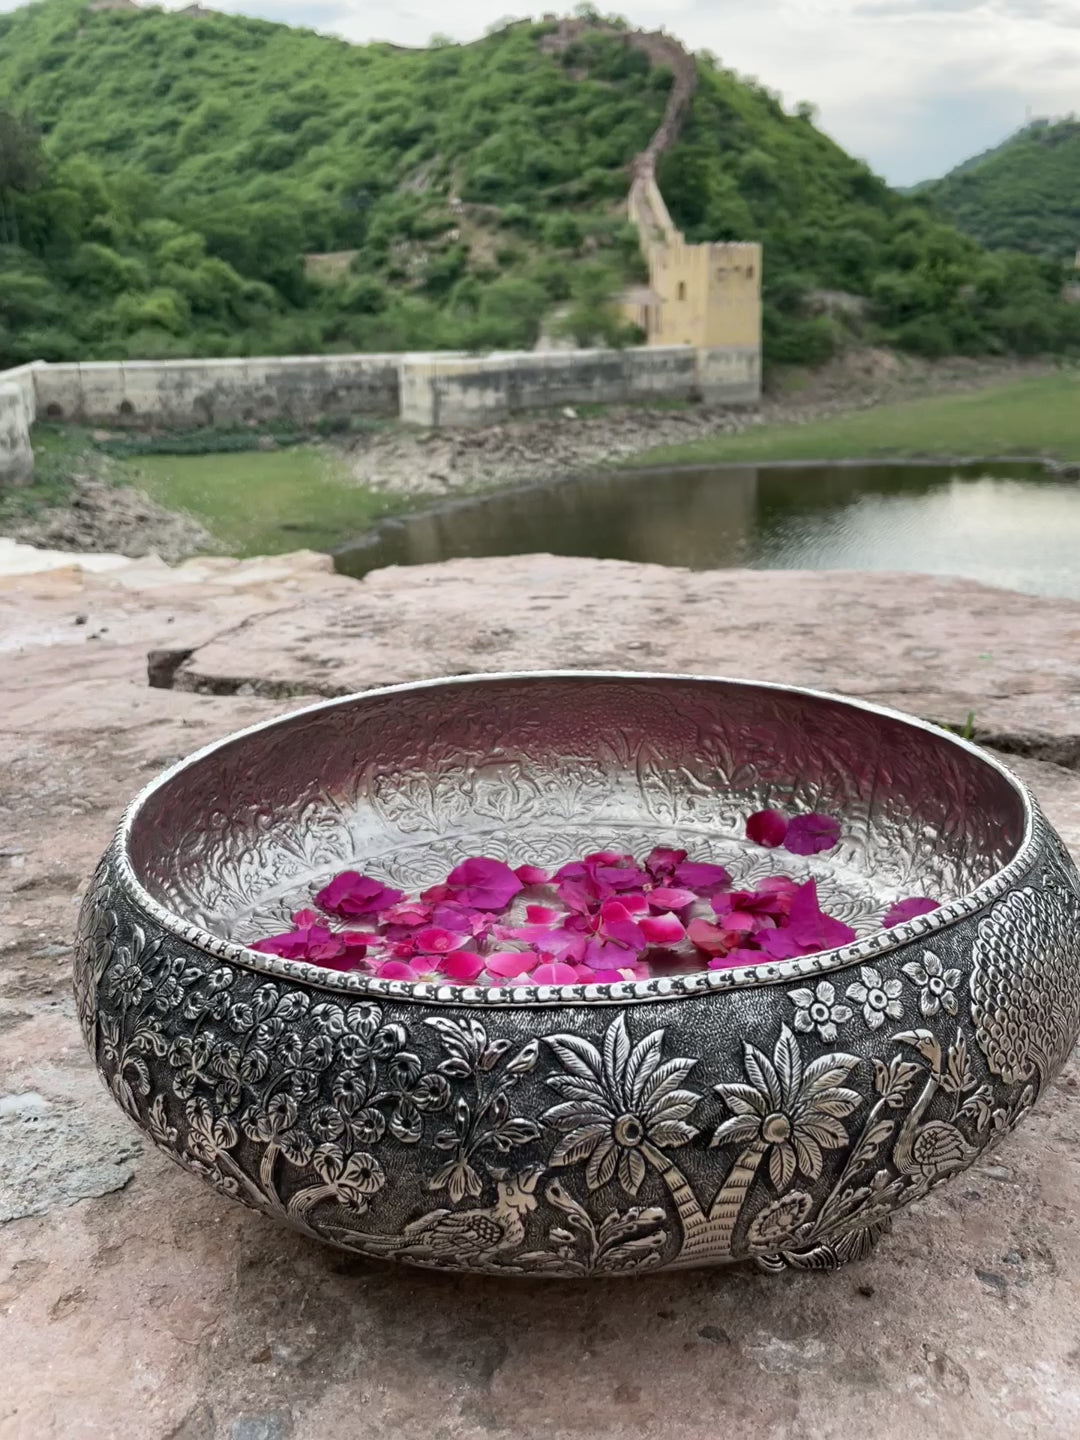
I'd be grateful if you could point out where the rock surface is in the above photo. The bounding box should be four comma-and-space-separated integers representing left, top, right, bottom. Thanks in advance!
173, 559, 1080, 768
2, 549, 1080, 1439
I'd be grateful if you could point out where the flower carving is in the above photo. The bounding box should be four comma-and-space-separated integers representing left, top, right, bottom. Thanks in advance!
168, 1032, 215, 1100
711, 1026, 860, 1190
310, 1144, 386, 1211
313, 1002, 407, 1088
846, 966, 903, 1030
746, 1189, 815, 1250
382, 1052, 451, 1144
787, 981, 852, 1042
328, 1070, 386, 1145
543, 1015, 702, 1196
241, 1093, 314, 1168
185, 1096, 239, 1164
901, 951, 961, 1017
108, 942, 154, 1010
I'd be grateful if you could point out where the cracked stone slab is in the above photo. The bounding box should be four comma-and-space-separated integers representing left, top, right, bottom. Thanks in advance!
0, 1014, 142, 1222
171, 559, 1080, 762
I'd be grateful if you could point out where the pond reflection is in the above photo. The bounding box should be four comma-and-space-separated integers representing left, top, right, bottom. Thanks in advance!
335, 461, 1080, 599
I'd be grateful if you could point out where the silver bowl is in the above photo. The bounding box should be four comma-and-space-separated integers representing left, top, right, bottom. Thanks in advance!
74, 673, 1080, 1275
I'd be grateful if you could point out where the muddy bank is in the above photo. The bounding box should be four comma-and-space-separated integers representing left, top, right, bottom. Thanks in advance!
341, 352, 1058, 498
5, 473, 218, 563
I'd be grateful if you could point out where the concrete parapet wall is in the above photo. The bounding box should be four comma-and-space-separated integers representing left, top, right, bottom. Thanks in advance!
0, 381, 34, 487
399, 344, 758, 426
3, 364, 42, 425
1, 341, 760, 454
33, 354, 402, 428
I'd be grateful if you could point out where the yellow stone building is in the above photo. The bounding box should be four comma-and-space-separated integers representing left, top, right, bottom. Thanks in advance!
622, 173, 762, 353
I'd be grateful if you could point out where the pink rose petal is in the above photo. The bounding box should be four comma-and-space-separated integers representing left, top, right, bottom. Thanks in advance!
315, 871, 405, 918
640, 911, 687, 946
757, 928, 807, 960
784, 812, 841, 856
687, 918, 730, 955
647, 886, 698, 912
525, 905, 560, 924
515, 865, 549, 885
645, 846, 688, 878
376, 959, 419, 981
444, 857, 524, 911
709, 947, 768, 970
439, 950, 486, 983
746, 810, 788, 848
413, 926, 469, 956
486, 951, 539, 979
533, 962, 580, 986
672, 861, 731, 893
883, 896, 940, 927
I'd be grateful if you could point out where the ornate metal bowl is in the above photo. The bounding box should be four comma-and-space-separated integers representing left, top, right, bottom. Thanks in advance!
74, 673, 1080, 1275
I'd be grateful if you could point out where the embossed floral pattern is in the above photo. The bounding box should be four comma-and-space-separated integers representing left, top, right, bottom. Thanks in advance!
846, 966, 903, 1030
71, 798, 1080, 1276
108, 939, 155, 1009
309, 1145, 386, 1210
185, 1096, 239, 1165
901, 951, 961, 1018
746, 1189, 814, 1250
241, 1093, 314, 1169
787, 980, 853, 1042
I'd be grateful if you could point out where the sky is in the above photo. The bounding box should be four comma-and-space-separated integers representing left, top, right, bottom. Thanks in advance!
8, 1, 1080, 184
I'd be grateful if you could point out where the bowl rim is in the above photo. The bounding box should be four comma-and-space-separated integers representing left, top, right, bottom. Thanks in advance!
111, 670, 1038, 1008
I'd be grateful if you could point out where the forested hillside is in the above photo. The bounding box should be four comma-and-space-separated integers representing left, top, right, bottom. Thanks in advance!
0, 0, 1076, 370
922, 118, 1080, 261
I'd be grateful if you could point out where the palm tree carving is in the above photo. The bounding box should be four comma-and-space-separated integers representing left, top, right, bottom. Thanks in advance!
708, 1025, 861, 1255
542, 1016, 865, 1266
542, 1015, 720, 1261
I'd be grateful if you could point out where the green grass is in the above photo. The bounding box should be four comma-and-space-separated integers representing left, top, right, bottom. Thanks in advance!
626, 373, 1080, 467
0, 424, 88, 527
125, 446, 404, 558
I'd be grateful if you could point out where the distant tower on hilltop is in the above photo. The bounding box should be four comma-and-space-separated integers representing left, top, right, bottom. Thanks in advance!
622, 172, 762, 356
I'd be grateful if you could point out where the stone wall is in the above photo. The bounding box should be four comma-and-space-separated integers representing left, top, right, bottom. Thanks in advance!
0, 370, 36, 487
33, 355, 402, 428
0, 339, 760, 473
398, 345, 757, 426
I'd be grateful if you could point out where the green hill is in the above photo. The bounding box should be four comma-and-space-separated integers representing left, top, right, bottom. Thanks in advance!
923, 118, 1080, 260
0, 0, 1076, 372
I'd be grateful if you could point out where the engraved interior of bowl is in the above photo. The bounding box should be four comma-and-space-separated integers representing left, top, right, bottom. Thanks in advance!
116, 673, 1034, 1006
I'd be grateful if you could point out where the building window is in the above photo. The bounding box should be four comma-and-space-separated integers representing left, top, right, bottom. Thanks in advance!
677, 281, 687, 301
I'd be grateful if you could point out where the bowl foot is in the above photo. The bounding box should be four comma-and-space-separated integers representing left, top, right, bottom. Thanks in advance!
755, 1219, 892, 1274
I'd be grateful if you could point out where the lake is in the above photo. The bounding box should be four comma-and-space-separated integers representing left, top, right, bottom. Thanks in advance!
334, 460, 1080, 599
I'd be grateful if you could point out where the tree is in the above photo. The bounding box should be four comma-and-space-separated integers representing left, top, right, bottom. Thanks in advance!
0, 105, 45, 245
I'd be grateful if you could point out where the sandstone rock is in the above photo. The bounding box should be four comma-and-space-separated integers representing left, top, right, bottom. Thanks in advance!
173, 558, 1080, 770
2, 550, 1079, 1439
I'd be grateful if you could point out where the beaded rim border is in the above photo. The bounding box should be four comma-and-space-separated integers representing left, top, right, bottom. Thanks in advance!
112, 671, 1038, 1008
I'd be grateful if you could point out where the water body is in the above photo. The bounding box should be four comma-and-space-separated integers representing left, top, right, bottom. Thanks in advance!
335, 460, 1080, 599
